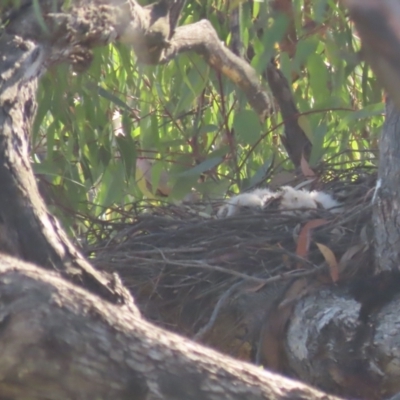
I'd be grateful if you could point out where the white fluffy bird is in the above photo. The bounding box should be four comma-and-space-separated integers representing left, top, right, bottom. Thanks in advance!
217, 186, 342, 218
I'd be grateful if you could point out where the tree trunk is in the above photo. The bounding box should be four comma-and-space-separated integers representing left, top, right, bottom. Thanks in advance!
373, 97, 400, 272
255, 96, 400, 400
283, 282, 400, 399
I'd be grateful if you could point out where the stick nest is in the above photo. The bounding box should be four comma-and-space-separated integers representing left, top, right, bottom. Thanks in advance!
87, 166, 376, 354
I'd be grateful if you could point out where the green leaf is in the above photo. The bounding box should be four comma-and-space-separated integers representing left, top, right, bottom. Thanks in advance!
233, 109, 261, 145
243, 157, 274, 190
170, 176, 197, 200
338, 103, 384, 129
97, 163, 126, 209
294, 39, 318, 71
116, 134, 137, 180
96, 86, 131, 111
307, 53, 330, 104
199, 124, 218, 134
310, 123, 327, 166
32, 0, 49, 34
177, 156, 223, 178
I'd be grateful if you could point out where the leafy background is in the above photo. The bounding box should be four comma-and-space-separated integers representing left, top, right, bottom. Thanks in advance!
31, 0, 384, 238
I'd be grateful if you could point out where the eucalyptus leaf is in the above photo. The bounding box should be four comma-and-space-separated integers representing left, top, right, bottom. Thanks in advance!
233, 110, 262, 145
177, 156, 223, 178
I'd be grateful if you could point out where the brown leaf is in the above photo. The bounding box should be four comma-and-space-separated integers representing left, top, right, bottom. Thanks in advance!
338, 243, 366, 275
296, 219, 328, 264
316, 242, 339, 283
300, 153, 316, 178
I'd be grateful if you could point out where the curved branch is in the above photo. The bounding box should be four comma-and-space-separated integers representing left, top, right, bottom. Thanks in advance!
0, 254, 343, 400
163, 20, 272, 121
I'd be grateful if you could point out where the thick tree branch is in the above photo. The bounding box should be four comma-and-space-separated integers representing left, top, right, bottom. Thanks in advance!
0, 254, 344, 400
6, 0, 272, 121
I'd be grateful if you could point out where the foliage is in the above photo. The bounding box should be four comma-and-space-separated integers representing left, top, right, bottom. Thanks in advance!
31, 0, 384, 237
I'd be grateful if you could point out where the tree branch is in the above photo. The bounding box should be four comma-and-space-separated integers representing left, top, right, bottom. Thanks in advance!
0, 253, 344, 400
163, 20, 271, 120
264, 62, 312, 167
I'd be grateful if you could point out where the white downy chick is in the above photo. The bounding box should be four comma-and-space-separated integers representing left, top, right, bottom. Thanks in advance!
309, 190, 342, 213
251, 188, 275, 200
217, 193, 264, 218
279, 186, 342, 215
218, 186, 342, 218
278, 186, 318, 215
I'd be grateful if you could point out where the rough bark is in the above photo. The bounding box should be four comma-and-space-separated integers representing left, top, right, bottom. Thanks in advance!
372, 98, 400, 272
0, 254, 343, 400
284, 284, 400, 399
215, 269, 400, 399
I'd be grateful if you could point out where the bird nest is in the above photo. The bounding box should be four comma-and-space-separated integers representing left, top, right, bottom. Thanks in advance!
87, 166, 376, 360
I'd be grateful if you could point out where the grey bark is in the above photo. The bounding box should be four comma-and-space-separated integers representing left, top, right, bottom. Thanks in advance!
372, 98, 400, 272
0, 33, 130, 305
0, 254, 343, 400
285, 285, 400, 399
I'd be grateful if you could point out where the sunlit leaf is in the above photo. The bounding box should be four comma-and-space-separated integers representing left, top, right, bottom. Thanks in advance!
307, 53, 330, 104
316, 242, 339, 282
